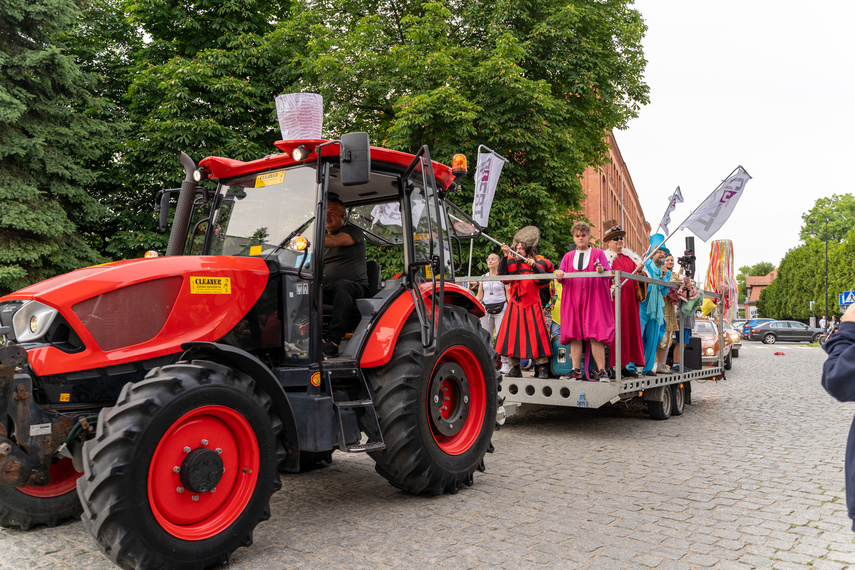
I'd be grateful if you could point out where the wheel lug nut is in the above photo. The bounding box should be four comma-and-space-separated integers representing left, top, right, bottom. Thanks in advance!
201, 439, 208, 446
183, 446, 191, 453
177, 487, 184, 493
173, 466, 180, 473
216, 448, 222, 454
192, 495, 199, 501
464, 396, 469, 404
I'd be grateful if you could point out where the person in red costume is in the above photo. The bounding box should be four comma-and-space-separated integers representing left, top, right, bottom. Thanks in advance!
494, 226, 554, 379
602, 222, 645, 378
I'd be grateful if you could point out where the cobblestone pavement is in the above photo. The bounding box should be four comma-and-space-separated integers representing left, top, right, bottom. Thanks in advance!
2, 341, 854, 568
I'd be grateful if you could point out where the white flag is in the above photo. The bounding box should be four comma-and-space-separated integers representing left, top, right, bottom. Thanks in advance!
472, 149, 505, 227
679, 167, 751, 241
659, 186, 684, 234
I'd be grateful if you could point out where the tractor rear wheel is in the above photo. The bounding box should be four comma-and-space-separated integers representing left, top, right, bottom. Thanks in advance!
0, 457, 82, 529
77, 361, 283, 570
366, 305, 497, 495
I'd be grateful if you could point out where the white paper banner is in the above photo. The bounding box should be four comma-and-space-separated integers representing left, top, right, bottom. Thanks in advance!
275, 93, 323, 140
472, 150, 505, 227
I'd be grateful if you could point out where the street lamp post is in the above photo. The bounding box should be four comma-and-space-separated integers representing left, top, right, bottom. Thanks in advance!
809, 214, 829, 328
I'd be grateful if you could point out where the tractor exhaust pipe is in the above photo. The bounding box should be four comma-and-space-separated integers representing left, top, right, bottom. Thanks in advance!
165, 152, 199, 256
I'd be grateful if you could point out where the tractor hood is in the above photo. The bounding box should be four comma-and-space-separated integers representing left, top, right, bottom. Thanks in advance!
0, 256, 270, 376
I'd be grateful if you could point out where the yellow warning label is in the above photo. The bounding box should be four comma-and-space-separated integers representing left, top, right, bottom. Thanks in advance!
190, 276, 232, 294
311, 372, 321, 387
60, 393, 70, 402
255, 171, 284, 187
249, 245, 263, 256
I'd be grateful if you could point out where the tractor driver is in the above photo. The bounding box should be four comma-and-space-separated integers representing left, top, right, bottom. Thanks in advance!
322, 194, 369, 357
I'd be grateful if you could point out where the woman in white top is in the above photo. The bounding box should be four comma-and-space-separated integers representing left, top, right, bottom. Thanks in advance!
477, 253, 510, 374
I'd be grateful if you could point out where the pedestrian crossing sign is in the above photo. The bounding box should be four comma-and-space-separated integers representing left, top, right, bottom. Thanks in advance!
839, 291, 855, 306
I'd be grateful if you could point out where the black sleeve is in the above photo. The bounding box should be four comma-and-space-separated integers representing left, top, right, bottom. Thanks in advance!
822, 322, 855, 402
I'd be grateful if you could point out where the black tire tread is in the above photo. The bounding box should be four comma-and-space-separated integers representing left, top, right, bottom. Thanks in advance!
77, 361, 285, 570
367, 305, 497, 496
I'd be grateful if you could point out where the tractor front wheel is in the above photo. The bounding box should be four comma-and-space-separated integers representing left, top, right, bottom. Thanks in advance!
0, 457, 82, 529
367, 306, 498, 495
77, 361, 283, 570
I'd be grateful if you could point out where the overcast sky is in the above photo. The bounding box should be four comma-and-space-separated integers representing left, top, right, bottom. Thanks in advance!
616, 1, 855, 285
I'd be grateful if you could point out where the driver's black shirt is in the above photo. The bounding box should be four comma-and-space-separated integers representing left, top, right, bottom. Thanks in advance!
323, 224, 368, 290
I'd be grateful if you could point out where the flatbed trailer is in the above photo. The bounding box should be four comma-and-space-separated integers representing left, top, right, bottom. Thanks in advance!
460, 270, 726, 421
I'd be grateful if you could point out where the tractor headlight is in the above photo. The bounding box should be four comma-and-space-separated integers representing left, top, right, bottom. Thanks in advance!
12, 301, 59, 343
704, 347, 715, 356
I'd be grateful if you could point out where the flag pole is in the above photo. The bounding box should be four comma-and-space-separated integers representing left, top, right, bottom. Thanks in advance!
448, 212, 527, 261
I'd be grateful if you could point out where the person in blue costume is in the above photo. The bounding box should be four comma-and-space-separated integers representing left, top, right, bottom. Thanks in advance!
821, 303, 855, 531
638, 234, 670, 376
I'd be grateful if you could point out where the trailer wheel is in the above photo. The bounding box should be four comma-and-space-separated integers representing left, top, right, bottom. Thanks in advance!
670, 384, 685, 416
366, 305, 497, 495
724, 350, 733, 370
647, 387, 672, 420
77, 361, 283, 570
0, 457, 82, 529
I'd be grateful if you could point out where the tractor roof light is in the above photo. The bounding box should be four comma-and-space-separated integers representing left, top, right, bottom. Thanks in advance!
451, 154, 467, 178
193, 167, 210, 182
292, 145, 311, 161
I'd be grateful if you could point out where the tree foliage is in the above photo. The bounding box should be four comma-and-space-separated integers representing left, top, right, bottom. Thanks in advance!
84, 0, 298, 259
0, 0, 111, 294
277, 0, 649, 273
799, 194, 855, 243
757, 229, 855, 319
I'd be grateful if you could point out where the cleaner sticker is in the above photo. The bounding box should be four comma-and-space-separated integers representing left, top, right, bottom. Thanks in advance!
190, 276, 232, 294
255, 171, 284, 187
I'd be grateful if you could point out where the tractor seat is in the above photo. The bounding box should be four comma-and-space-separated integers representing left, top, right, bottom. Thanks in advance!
322, 260, 382, 333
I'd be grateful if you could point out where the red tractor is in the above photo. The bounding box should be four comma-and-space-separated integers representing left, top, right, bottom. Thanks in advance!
0, 133, 498, 568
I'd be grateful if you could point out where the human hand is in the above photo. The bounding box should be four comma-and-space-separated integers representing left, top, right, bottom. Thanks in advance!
595, 260, 604, 273
500, 243, 510, 256
554, 269, 564, 279
843, 304, 855, 323
526, 257, 536, 267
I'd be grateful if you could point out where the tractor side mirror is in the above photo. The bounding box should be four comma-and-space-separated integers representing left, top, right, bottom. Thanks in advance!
340, 132, 371, 186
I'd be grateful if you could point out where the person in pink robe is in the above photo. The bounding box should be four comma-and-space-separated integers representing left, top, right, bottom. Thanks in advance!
602, 223, 645, 377
553, 221, 615, 381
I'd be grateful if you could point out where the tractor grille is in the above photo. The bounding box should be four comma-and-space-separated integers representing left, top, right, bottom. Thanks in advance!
72, 277, 182, 351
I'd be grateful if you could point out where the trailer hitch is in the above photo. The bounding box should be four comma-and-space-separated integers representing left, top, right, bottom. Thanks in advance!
0, 345, 74, 487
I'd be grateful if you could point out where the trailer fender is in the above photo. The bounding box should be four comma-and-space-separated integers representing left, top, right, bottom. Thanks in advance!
359, 283, 482, 368
180, 342, 300, 472
642, 386, 666, 403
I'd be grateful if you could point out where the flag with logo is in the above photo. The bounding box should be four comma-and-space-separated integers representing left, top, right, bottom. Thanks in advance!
658, 187, 684, 234
472, 147, 507, 227
679, 166, 751, 241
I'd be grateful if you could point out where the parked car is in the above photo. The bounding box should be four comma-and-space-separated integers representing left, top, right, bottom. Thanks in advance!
741, 318, 773, 338
747, 320, 824, 344
726, 326, 742, 357
693, 318, 733, 370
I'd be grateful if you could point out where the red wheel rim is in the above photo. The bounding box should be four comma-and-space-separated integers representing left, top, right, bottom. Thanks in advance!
18, 458, 81, 497
148, 405, 260, 540
428, 346, 487, 455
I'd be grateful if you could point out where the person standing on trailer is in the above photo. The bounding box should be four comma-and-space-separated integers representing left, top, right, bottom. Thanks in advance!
553, 221, 615, 382
602, 222, 644, 378
638, 234, 669, 376
495, 226, 554, 379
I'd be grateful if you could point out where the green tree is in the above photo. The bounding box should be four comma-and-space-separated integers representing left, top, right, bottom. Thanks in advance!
86, 0, 297, 259
0, 0, 111, 294
277, 0, 649, 272
799, 194, 855, 243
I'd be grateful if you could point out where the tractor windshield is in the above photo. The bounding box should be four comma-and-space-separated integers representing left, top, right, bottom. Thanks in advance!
206, 166, 318, 270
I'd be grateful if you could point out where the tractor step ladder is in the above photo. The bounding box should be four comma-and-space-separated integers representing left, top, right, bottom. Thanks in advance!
323, 363, 385, 453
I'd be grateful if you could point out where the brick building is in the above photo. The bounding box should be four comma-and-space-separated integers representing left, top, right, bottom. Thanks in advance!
579, 131, 650, 254
744, 269, 778, 318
